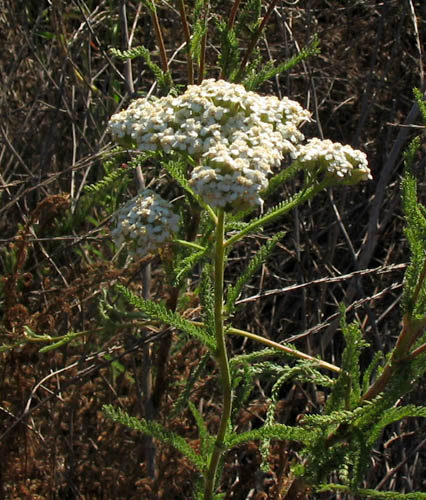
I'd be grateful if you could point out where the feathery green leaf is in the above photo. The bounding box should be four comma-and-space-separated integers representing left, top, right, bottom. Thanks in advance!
116, 284, 215, 350
226, 231, 285, 315
226, 424, 312, 449
243, 36, 320, 91
103, 405, 206, 471
110, 46, 172, 91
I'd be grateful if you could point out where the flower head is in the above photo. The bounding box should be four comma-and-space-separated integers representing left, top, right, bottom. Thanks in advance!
111, 189, 180, 258
293, 138, 371, 183
108, 79, 311, 209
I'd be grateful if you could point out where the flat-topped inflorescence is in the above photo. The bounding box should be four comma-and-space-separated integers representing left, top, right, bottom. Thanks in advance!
111, 189, 180, 258
108, 79, 311, 209
292, 138, 372, 183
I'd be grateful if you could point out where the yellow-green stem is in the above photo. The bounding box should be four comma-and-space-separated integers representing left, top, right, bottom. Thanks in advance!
228, 327, 341, 373
204, 210, 232, 500
189, 321, 341, 374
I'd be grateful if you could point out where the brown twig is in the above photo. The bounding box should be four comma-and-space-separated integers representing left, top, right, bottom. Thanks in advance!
119, 0, 135, 95
149, 1, 169, 73
177, 0, 194, 85
234, 0, 281, 82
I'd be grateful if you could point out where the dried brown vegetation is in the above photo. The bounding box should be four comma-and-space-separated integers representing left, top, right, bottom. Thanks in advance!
0, 1, 425, 499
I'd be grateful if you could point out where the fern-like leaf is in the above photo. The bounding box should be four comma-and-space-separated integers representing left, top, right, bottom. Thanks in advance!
413, 87, 426, 122
401, 136, 426, 319
103, 405, 206, 471
199, 265, 216, 336
325, 311, 368, 412
366, 404, 426, 448
361, 350, 384, 393
235, 0, 261, 35
317, 483, 426, 499
173, 248, 208, 287
189, 401, 213, 460
261, 161, 304, 199
226, 424, 312, 449
243, 36, 320, 91
216, 19, 241, 81
109, 46, 172, 91
226, 231, 285, 315
84, 163, 130, 196
116, 284, 215, 350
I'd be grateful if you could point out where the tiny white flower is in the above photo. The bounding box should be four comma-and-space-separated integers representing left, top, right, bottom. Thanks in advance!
293, 138, 371, 183
111, 189, 180, 258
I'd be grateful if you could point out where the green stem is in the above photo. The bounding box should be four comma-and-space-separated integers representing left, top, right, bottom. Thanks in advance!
204, 210, 232, 500
189, 321, 341, 374
228, 327, 341, 373
173, 239, 206, 251
224, 181, 328, 249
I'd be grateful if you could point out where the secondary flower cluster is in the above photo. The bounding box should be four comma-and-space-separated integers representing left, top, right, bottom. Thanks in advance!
111, 189, 180, 258
108, 79, 311, 209
293, 138, 371, 183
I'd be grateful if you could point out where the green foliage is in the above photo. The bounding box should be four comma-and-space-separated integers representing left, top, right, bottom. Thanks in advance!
413, 87, 426, 122
225, 423, 312, 449
216, 19, 241, 81
83, 162, 129, 197
316, 483, 426, 499
259, 360, 335, 469
261, 161, 304, 199
325, 311, 369, 412
199, 265, 216, 337
116, 284, 216, 350
69, 148, 134, 233
235, 0, 262, 35
190, 0, 208, 65
172, 247, 208, 287
361, 350, 384, 393
161, 157, 194, 197
243, 36, 320, 91
229, 359, 255, 421
109, 46, 173, 92
230, 349, 284, 422
294, 307, 426, 491
189, 401, 214, 460
366, 404, 426, 449
226, 231, 285, 315
225, 181, 325, 247
401, 136, 426, 319
103, 405, 206, 471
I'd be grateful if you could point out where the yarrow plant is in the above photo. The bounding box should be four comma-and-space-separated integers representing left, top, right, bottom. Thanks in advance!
104, 77, 422, 500
97, 5, 425, 500
2, 3, 425, 499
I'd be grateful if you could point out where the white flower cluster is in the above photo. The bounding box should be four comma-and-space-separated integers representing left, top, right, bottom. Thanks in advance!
111, 189, 180, 258
293, 138, 372, 183
108, 79, 311, 209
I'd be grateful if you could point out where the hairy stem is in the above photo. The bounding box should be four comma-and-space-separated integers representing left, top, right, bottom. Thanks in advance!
204, 210, 232, 500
